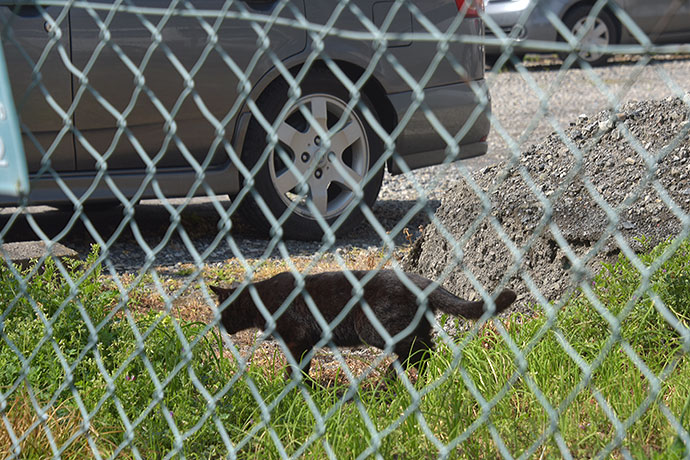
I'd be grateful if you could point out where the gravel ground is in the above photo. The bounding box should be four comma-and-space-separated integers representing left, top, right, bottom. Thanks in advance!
405, 95, 690, 313
2, 55, 690, 273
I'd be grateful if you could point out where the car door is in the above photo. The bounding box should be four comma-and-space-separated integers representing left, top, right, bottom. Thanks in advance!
0, 5, 75, 173
622, 0, 690, 42
69, 0, 306, 171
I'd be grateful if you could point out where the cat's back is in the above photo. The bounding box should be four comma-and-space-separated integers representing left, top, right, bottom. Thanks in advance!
295, 270, 368, 319
303, 269, 433, 295
368, 270, 435, 294
300, 270, 410, 315
288, 269, 437, 313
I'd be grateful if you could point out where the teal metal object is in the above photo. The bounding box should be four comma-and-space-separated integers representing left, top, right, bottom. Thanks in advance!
0, 42, 28, 197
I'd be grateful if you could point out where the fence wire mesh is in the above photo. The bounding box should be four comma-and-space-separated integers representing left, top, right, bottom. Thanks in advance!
1, 0, 690, 458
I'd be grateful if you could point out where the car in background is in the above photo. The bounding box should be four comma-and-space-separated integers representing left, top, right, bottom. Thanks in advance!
485, 0, 690, 66
0, 0, 490, 240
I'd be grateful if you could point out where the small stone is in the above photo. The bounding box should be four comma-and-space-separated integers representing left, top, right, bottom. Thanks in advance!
598, 120, 614, 132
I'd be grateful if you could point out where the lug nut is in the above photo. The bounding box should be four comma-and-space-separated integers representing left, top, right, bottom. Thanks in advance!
315, 169, 322, 179
301, 152, 310, 162
314, 136, 321, 146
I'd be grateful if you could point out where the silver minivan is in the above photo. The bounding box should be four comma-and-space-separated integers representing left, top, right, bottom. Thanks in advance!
1, 0, 491, 239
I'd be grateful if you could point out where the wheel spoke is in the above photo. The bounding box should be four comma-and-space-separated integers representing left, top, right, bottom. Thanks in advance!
309, 179, 329, 215
277, 121, 306, 150
574, 19, 593, 36
331, 122, 363, 153
274, 167, 302, 195
310, 96, 329, 132
330, 156, 364, 189
573, 21, 585, 35
592, 23, 608, 40
590, 35, 609, 47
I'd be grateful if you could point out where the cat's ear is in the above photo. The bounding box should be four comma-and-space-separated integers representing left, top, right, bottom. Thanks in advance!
209, 285, 234, 302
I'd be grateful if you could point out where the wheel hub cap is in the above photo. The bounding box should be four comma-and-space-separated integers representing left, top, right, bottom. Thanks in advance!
268, 93, 370, 220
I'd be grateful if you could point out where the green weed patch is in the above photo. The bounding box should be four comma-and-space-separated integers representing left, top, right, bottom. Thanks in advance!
1, 240, 689, 458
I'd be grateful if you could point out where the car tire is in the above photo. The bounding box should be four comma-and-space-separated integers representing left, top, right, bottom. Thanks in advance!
561, 5, 617, 66
238, 68, 384, 241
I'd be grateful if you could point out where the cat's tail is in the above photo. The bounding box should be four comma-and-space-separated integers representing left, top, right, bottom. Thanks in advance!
430, 287, 517, 319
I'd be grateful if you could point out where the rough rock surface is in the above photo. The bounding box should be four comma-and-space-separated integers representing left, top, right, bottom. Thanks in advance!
404, 96, 690, 310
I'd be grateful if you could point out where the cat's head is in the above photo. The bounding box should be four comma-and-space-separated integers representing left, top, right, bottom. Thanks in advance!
209, 284, 254, 334
209, 284, 234, 303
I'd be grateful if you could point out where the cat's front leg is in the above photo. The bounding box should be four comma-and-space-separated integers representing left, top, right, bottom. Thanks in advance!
284, 341, 313, 383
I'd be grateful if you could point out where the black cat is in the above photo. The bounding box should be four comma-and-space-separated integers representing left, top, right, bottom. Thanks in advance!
211, 270, 516, 380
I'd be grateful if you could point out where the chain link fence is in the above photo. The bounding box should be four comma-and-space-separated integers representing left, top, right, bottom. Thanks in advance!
1, 0, 690, 458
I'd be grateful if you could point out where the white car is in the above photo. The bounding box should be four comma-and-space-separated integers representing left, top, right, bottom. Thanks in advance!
485, 0, 690, 65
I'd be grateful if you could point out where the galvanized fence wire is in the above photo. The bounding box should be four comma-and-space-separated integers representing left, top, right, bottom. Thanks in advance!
0, 0, 689, 457
482, 2, 690, 456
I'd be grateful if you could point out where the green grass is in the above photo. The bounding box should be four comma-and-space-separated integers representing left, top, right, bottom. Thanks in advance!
1, 240, 689, 459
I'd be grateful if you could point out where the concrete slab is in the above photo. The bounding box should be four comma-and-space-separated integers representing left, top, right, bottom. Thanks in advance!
1, 241, 78, 271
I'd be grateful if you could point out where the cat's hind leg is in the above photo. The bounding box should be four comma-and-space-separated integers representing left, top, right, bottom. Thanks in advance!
389, 334, 434, 379
284, 341, 313, 383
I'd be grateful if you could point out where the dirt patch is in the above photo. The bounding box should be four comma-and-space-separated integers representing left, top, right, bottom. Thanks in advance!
404, 96, 690, 311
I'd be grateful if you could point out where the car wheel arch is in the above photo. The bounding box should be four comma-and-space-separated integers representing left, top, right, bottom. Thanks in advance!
238, 60, 397, 167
